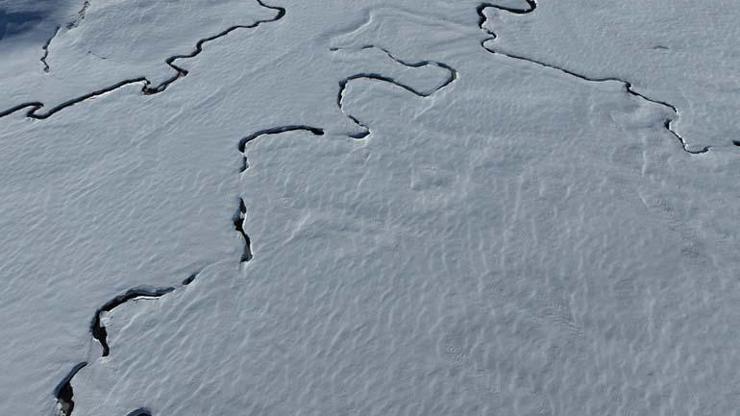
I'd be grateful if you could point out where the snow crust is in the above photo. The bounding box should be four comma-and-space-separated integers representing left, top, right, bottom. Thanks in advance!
0, 1, 738, 415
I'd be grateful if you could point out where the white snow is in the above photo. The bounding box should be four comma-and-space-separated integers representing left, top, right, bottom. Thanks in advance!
0, 1, 738, 415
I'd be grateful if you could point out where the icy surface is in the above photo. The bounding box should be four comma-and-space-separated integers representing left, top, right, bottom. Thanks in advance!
0, 1, 738, 415
483, 0, 740, 151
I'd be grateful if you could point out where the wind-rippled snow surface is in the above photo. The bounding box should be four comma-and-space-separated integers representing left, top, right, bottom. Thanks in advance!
1, 1, 738, 415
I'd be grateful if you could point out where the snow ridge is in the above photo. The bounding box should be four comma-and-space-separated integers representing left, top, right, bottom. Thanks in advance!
477, 0, 710, 154
234, 198, 254, 262
333, 45, 458, 139
0, 0, 285, 120
91, 287, 177, 358
53, 362, 87, 416
53, 287, 176, 415
67, 1, 92, 30
49, 124, 329, 415
54, 281, 197, 414
49, 26, 454, 416
238, 126, 326, 173
40, 26, 60, 73
236, 127, 327, 263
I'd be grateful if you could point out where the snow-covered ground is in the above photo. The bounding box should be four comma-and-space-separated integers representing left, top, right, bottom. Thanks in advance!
0, 1, 738, 415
